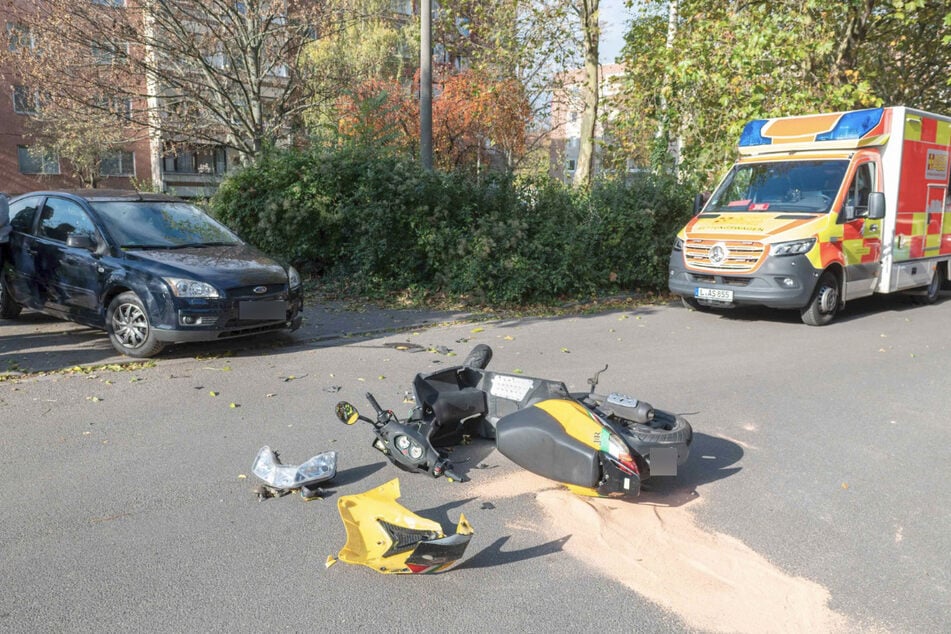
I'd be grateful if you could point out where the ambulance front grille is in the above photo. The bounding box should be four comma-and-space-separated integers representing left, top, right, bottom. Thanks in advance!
684, 239, 766, 272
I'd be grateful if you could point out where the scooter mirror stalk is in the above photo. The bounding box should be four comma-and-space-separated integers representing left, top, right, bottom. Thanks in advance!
335, 401, 360, 425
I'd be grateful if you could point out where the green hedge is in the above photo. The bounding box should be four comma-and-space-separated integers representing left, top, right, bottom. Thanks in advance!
211, 146, 694, 304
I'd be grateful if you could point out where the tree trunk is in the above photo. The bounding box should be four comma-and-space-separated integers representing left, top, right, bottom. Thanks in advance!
573, 0, 599, 188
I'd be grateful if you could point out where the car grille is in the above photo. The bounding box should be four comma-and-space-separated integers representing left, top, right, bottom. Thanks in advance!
684, 239, 766, 272
228, 284, 288, 299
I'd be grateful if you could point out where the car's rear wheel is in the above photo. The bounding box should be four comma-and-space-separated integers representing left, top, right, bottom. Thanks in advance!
107, 291, 165, 358
0, 273, 22, 319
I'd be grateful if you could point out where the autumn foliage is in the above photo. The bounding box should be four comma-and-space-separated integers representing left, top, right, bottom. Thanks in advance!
336, 68, 531, 173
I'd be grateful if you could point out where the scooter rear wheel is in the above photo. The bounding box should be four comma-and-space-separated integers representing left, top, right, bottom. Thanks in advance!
621, 410, 692, 447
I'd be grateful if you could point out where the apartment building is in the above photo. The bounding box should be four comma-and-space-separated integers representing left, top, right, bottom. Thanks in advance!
548, 63, 625, 183
0, 1, 279, 198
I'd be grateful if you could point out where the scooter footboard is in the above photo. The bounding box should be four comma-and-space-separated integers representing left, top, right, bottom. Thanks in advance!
495, 407, 600, 488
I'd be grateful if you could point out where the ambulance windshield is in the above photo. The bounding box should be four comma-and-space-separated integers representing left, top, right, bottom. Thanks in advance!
706, 160, 849, 213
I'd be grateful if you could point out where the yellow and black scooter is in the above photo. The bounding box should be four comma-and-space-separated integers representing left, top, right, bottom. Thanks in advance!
335, 345, 692, 499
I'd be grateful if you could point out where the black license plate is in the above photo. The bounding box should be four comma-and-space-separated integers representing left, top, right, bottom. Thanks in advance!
239, 300, 286, 320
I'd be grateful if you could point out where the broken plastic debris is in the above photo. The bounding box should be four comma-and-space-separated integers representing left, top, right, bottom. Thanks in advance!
333, 479, 473, 574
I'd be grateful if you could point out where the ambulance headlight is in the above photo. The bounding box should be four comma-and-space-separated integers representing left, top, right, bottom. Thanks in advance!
770, 238, 816, 257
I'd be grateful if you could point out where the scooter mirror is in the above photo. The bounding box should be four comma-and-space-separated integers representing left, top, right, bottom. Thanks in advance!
335, 401, 360, 425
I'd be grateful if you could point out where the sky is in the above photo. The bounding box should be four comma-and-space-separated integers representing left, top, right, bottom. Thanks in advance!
600, 0, 634, 64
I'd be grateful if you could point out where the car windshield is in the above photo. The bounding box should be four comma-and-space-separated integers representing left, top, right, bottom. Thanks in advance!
705, 160, 849, 213
90, 201, 241, 248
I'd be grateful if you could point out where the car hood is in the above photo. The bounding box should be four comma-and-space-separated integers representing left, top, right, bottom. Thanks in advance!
123, 244, 289, 288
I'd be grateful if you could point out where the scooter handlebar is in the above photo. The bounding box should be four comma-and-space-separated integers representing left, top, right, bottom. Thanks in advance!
365, 392, 384, 414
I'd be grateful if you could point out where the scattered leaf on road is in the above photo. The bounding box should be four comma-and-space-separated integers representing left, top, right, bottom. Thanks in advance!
209, 391, 219, 397
229, 403, 239, 408
471, 327, 484, 333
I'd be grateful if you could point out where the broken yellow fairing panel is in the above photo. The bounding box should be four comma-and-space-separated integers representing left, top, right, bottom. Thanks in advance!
334, 478, 473, 574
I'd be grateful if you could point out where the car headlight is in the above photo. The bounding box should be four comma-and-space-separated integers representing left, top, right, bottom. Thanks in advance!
672, 237, 684, 251
288, 266, 301, 289
770, 238, 816, 257
164, 277, 220, 298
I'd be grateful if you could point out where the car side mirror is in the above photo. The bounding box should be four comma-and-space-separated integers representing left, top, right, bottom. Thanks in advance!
867, 192, 885, 219
66, 234, 97, 250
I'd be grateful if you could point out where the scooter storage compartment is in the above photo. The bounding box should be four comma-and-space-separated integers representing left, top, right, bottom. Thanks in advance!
495, 407, 600, 487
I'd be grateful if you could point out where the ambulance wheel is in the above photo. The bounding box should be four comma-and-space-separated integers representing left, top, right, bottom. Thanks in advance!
801, 273, 839, 326
913, 267, 942, 305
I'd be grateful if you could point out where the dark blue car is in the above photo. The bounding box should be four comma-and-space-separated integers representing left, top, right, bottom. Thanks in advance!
0, 190, 303, 357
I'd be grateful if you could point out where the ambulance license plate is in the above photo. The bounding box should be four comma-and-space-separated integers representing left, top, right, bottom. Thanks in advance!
694, 287, 733, 302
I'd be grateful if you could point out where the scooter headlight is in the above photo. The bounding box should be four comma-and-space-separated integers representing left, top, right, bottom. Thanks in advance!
251, 446, 337, 489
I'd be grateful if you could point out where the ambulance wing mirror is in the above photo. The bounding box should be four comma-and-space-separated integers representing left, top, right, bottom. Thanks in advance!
693, 192, 710, 215
867, 192, 885, 220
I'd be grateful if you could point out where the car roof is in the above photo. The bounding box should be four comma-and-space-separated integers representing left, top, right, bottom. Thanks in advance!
12, 189, 185, 204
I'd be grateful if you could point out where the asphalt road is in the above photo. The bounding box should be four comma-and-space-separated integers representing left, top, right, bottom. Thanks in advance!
1, 294, 948, 633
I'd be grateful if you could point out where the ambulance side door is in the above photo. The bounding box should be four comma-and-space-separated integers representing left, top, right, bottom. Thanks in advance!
839, 157, 882, 299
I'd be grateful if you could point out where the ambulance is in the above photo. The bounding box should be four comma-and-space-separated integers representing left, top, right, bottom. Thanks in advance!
668, 106, 951, 325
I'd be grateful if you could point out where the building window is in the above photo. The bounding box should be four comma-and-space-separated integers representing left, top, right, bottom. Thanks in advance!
100, 150, 135, 177
391, 0, 413, 15
566, 159, 576, 172
18, 146, 60, 175
91, 42, 129, 65
13, 85, 39, 115
163, 146, 227, 175
267, 63, 289, 78
7, 22, 34, 52
94, 95, 132, 120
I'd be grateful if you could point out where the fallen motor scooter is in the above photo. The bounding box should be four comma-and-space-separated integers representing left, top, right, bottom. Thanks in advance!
336, 345, 692, 499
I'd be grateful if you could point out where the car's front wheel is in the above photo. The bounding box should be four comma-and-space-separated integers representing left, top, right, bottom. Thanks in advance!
107, 291, 165, 358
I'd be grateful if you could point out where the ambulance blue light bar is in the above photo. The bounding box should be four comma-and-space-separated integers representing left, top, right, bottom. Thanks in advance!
738, 119, 771, 147
814, 108, 884, 141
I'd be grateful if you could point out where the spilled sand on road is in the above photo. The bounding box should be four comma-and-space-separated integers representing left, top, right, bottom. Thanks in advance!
475, 471, 851, 634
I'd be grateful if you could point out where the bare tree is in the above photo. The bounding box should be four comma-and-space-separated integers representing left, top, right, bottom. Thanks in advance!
2, 0, 333, 175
